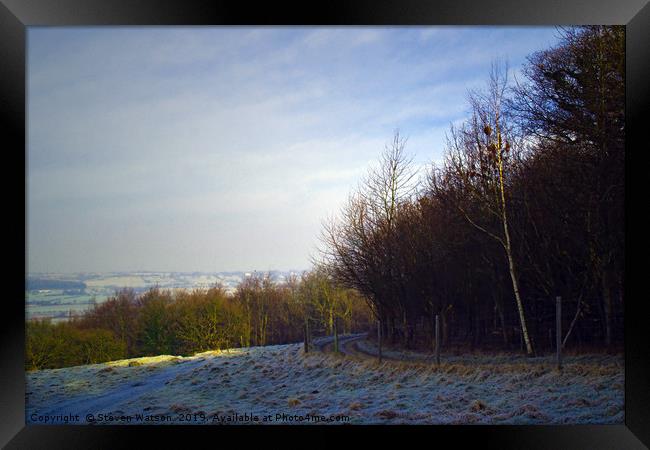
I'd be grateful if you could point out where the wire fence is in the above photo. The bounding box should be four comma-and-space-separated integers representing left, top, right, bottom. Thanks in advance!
360, 295, 623, 357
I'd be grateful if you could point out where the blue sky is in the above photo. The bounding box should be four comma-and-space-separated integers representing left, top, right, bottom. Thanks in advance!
27, 26, 560, 273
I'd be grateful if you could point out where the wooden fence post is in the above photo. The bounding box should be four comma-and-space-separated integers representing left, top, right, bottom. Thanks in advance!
333, 317, 339, 353
556, 296, 562, 371
432, 312, 436, 353
304, 319, 310, 353
435, 314, 441, 366
377, 320, 382, 363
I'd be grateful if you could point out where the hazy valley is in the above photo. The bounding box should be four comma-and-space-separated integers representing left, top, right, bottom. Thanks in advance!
26, 271, 303, 322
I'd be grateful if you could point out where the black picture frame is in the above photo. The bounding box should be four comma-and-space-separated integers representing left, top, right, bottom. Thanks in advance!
2, 0, 647, 447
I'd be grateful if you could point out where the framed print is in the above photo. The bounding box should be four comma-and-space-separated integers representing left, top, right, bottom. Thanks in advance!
1, 0, 647, 447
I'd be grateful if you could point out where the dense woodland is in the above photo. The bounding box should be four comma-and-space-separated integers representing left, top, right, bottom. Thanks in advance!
26, 271, 373, 370
320, 26, 624, 354
26, 26, 624, 369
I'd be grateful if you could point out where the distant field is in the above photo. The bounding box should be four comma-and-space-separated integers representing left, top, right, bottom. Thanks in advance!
84, 276, 147, 288
26, 273, 204, 320
26, 295, 97, 321
25, 271, 299, 321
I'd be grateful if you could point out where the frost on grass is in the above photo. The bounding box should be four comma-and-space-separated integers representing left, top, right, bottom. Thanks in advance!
26, 341, 623, 425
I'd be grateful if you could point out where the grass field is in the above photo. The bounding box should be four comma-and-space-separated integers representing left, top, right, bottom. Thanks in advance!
26, 340, 624, 425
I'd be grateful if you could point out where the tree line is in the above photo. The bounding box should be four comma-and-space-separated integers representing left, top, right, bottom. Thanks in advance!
319, 26, 624, 355
26, 271, 373, 370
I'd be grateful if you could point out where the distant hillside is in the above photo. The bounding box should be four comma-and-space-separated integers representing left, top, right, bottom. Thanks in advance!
27, 278, 86, 291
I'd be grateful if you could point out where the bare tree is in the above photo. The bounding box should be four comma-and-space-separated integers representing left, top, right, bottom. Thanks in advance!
319, 130, 419, 345
445, 63, 534, 355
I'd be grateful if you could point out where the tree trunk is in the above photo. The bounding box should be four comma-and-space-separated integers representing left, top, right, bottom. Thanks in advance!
431, 312, 437, 352
474, 304, 481, 349
497, 130, 534, 356
441, 309, 449, 346
602, 269, 613, 348
505, 245, 533, 355
496, 299, 508, 345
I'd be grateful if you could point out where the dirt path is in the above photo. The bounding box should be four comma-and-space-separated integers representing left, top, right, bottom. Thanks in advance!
313, 333, 433, 363
314, 334, 451, 364
313, 333, 367, 357
27, 357, 212, 424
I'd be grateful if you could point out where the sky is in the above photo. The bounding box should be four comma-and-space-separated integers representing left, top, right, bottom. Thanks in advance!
27, 26, 561, 274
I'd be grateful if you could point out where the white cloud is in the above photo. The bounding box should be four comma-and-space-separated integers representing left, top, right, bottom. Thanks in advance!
27, 26, 560, 272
